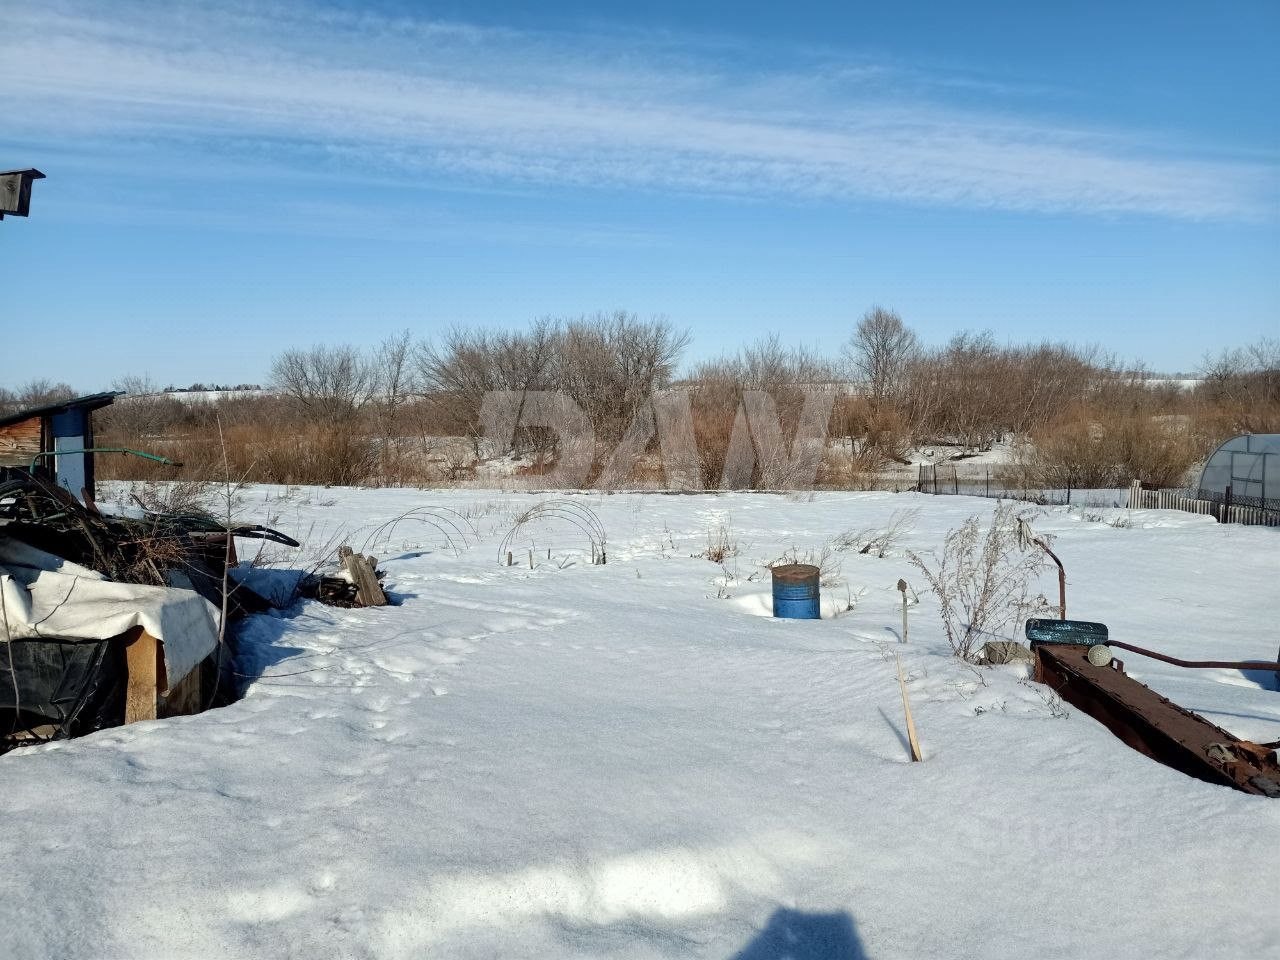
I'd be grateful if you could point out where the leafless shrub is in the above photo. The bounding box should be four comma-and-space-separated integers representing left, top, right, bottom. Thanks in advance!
72, 321, 1280, 496
833, 395, 913, 464
126, 477, 220, 516
105, 375, 191, 437
420, 313, 688, 477
685, 336, 838, 488
816, 448, 894, 491
701, 521, 738, 563
1017, 407, 1202, 488
908, 503, 1051, 661
834, 507, 919, 557
899, 336, 1124, 453
369, 330, 419, 483
1195, 337, 1280, 438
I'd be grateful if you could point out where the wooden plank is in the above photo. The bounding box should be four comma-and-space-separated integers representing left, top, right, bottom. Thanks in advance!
123, 627, 160, 724
0, 416, 41, 467
160, 655, 207, 717
894, 653, 923, 762
338, 545, 387, 607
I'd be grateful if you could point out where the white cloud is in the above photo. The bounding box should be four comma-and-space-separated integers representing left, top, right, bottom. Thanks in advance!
2, 1, 1273, 220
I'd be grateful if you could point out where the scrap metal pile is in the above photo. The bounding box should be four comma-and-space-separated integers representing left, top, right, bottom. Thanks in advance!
0, 469, 297, 751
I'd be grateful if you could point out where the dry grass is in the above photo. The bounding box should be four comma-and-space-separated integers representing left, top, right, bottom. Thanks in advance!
1017, 406, 1203, 489
701, 521, 737, 563
834, 508, 919, 558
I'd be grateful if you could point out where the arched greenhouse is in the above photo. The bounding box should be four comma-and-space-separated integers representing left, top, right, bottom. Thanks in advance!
1195, 434, 1280, 510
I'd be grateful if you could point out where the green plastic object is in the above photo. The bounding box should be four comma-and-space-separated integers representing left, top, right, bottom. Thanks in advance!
1025, 618, 1110, 647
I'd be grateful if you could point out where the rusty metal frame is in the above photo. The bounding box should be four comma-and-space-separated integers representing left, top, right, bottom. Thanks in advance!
1033, 643, 1280, 797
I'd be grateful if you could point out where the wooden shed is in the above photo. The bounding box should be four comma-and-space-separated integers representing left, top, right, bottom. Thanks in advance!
0, 392, 121, 502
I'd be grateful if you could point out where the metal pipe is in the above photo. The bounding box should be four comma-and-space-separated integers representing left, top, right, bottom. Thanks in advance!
1106, 639, 1280, 672
28, 448, 181, 472
1028, 536, 1066, 620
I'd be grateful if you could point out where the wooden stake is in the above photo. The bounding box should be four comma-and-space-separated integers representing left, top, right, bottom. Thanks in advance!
897, 578, 909, 644
895, 653, 923, 762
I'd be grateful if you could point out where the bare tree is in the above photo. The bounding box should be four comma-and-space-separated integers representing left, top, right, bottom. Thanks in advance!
904, 331, 1005, 451
558, 312, 690, 444
373, 330, 415, 436
366, 330, 417, 480
418, 319, 560, 456
7, 379, 78, 410
843, 307, 919, 402
419, 313, 689, 463
270, 344, 378, 422
684, 335, 838, 488
105, 374, 187, 438
1198, 337, 1280, 435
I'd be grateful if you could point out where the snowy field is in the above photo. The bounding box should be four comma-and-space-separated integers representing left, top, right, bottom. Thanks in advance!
3, 488, 1279, 960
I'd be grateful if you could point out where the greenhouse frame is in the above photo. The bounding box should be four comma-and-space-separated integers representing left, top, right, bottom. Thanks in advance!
1195, 434, 1280, 512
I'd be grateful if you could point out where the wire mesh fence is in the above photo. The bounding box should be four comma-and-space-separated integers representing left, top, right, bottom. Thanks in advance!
915, 464, 1129, 508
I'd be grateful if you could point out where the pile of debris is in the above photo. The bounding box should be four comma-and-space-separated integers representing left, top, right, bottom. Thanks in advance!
300, 546, 387, 607
0, 468, 296, 752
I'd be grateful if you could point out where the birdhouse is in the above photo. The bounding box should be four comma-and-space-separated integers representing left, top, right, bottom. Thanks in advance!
0, 168, 45, 219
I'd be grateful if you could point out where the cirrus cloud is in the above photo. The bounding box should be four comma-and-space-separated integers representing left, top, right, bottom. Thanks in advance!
3, 0, 1273, 221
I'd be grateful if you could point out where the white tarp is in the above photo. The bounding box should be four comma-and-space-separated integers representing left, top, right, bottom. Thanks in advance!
0, 537, 219, 690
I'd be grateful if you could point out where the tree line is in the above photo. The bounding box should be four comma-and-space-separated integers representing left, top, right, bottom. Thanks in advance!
3, 310, 1277, 490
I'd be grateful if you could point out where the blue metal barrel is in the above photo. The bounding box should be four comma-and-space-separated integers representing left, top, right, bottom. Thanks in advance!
771, 563, 821, 619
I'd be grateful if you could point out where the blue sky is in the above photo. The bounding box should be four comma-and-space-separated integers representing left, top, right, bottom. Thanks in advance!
2, 0, 1277, 388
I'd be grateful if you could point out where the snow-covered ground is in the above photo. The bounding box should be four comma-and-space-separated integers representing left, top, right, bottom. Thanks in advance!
906, 439, 1018, 466
3, 488, 1278, 959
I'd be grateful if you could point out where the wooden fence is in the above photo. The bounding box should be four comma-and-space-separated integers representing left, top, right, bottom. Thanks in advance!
1127, 481, 1280, 527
